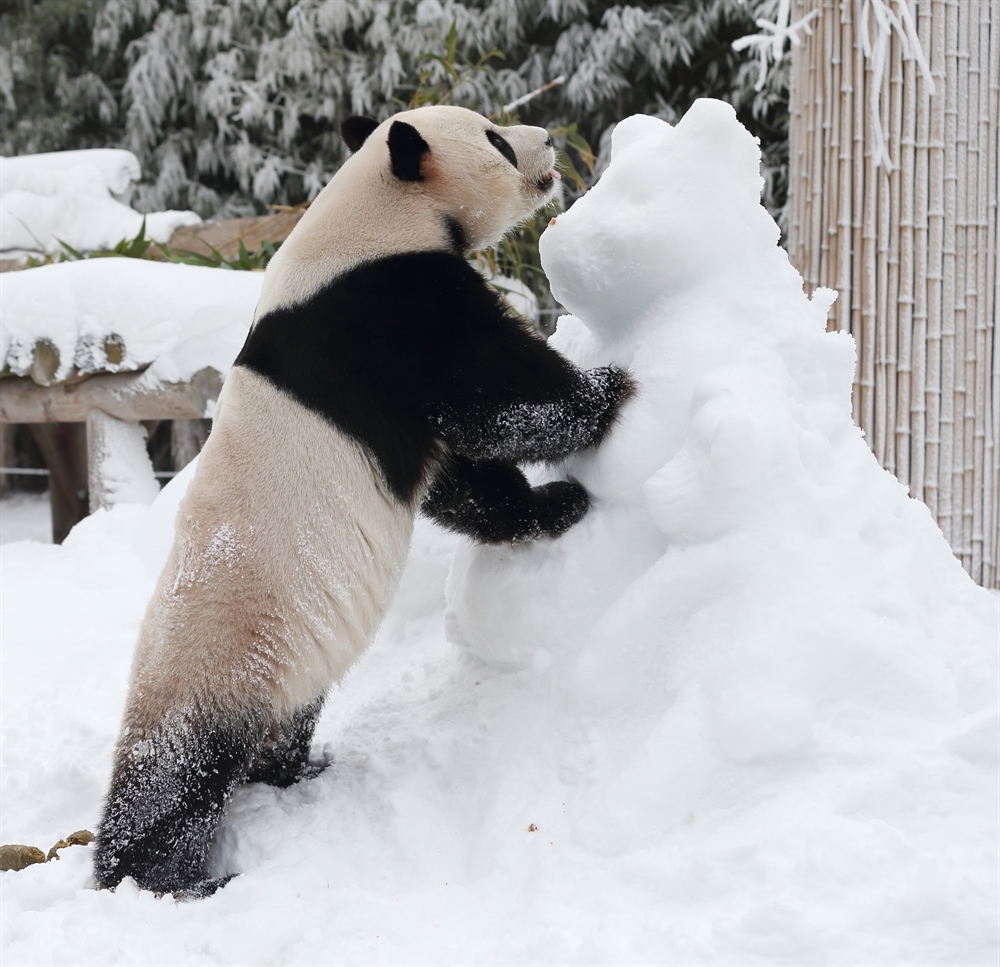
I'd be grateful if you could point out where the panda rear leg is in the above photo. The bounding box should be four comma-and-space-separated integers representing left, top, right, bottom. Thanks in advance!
422, 456, 590, 543
95, 707, 262, 897
247, 696, 328, 787
95, 695, 326, 896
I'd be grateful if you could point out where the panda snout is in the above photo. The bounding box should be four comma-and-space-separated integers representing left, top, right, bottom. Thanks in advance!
535, 170, 561, 192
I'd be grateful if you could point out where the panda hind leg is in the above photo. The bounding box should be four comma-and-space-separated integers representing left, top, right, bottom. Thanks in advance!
95, 711, 261, 897
246, 696, 328, 788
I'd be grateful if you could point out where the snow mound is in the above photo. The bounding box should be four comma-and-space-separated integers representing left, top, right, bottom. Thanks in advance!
1, 258, 263, 385
0, 149, 200, 255
0, 101, 996, 964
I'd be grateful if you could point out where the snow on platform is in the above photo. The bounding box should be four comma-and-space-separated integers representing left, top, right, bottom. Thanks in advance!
1, 258, 263, 386
0, 100, 996, 965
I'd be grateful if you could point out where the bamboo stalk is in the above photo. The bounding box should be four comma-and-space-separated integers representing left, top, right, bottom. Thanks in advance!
853, 6, 867, 427
811, 4, 827, 293
885, 23, 905, 475
911, 0, 934, 504
987, 0, 999, 587
962, 0, 981, 572
820, 0, 836, 284
789, 0, 807, 273
951, 0, 970, 560
961, 0, 974, 557
836, 0, 855, 334
827, 0, 843, 313
939, 0, 959, 546
973, 0, 998, 582
873, 20, 888, 466
924, 0, 947, 521
897, 27, 919, 489
862, 23, 879, 448
802, 0, 818, 289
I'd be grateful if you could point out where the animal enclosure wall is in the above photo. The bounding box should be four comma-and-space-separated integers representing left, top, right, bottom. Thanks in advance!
787, 0, 999, 587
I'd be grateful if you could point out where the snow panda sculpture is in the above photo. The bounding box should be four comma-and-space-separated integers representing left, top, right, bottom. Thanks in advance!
94, 105, 634, 896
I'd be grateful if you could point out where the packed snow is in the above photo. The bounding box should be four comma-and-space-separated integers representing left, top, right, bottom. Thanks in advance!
1, 258, 263, 385
0, 149, 200, 256
1, 100, 996, 965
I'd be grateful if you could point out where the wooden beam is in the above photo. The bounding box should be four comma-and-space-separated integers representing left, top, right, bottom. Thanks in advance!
0, 367, 222, 424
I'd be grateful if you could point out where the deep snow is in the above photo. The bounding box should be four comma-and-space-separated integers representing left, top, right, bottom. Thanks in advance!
0, 100, 996, 965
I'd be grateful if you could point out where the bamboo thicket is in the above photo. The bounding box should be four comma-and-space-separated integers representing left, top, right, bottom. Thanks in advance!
788, 0, 999, 588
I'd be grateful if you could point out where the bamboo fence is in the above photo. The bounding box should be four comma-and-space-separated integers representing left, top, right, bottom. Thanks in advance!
788, 0, 999, 588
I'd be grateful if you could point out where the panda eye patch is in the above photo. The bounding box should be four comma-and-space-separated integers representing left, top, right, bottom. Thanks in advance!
486, 129, 518, 169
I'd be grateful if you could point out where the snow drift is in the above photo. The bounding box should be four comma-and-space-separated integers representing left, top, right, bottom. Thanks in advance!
0, 100, 996, 965
0, 149, 199, 255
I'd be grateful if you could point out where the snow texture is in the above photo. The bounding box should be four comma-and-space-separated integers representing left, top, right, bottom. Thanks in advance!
0, 492, 51, 544
1, 258, 262, 385
86, 411, 161, 509
0, 149, 200, 255
0, 100, 996, 964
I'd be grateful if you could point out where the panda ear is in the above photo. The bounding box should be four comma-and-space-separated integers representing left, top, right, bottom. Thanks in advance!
388, 120, 430, 181
341, 116, 379, 153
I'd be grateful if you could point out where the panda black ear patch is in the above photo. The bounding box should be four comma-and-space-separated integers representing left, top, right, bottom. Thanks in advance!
388, 120, 430, 181
341, 116, 379, 153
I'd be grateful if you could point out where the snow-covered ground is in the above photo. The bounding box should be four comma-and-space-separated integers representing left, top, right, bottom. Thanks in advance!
0, 492, 51, 545
1, 101, 997, 965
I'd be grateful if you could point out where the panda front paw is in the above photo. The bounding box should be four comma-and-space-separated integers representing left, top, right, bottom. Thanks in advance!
587, 366, 637, 440
534, 480, 590, 538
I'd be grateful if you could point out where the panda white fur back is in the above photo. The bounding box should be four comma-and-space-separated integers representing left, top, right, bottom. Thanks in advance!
95, 106, 635, 897
256, 106, 560, 317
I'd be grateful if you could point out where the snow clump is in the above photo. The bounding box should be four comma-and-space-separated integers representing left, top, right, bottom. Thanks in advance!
0, 149, 200, 256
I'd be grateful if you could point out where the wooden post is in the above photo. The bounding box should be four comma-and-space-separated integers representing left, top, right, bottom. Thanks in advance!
85, 409, 160, 513
0, 366, 221, 534
171, 419, 211, 471
26, 423, 88, 543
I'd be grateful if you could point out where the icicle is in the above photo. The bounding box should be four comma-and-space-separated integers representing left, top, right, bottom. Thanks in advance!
860, 0, 936, 170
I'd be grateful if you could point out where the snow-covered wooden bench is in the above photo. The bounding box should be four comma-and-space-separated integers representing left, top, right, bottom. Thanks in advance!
1, 258, 262, 537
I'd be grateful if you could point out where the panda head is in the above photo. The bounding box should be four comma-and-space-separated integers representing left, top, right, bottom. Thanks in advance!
340, 105, 560, 252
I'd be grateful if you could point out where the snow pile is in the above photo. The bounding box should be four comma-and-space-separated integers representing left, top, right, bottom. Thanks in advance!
0, 100, 996, 965
0, 149, 200, 255
1, 258, 263, 384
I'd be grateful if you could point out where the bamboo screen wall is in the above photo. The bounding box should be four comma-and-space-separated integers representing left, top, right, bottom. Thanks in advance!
787, 0, 999, 587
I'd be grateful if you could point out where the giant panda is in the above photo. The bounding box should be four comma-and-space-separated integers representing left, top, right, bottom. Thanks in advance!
94, 105, 634, 897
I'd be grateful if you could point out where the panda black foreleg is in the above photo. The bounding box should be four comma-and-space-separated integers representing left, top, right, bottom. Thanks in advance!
246, 696, 327, 787
422, 456, 589, 543
431, 365, 636, 465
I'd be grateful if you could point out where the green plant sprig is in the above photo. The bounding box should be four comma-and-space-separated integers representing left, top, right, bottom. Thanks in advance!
17, 218, 281, 272
155, 236, 281, 271
406, 20, 504, 110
